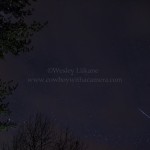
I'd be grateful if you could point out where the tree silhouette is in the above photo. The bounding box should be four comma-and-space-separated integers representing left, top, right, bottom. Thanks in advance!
12, 113, 55, 150
1, 113, 87, 150
54, 128, 86, 150
0, 0, 47, 131
0, 0, 47, 58
0, 80, 17, 131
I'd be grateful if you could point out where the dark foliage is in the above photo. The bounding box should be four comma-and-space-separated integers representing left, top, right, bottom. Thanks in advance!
1, 113, 87, 150
0, 79, 17, 131
0, 0, 47, 131
0, 0, 47, 58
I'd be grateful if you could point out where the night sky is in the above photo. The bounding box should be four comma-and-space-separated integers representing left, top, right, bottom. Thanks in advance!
1, 0, 150, 149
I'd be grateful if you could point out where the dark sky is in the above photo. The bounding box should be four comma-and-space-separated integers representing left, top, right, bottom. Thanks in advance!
1, 0, 150, 149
